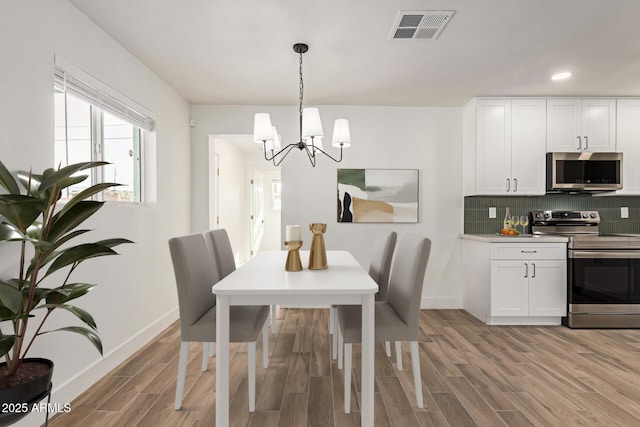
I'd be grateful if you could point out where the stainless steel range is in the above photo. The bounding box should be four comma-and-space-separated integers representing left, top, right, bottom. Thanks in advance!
531, 210, 640, 328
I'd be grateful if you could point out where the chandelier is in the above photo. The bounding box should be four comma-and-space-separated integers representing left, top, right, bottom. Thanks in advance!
253, 43, 351, 167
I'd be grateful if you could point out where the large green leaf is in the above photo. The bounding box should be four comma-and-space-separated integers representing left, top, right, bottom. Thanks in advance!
45, 244, 116, 278
0, 195, 44, 232
16, 170, 43, 197
45, 283, 95, 305
0, 335, 16, 358
0, 160, 20, 195
25, 229, 92, 277
95, 238, 134, 249
0, 222, 26, 241
0, 281, 22, 315
58, 175, 89, 191
59, 182, 121, 217
37, 304, 97, 330
37, 162, 108, 195
47, 200, 103, 242
38, 326, 103, 355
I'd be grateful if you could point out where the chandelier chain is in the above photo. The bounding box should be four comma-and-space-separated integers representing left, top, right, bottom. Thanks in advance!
298, 51, 304, 116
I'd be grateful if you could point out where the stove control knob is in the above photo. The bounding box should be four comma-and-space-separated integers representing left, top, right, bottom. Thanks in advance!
590, 213, 597, 219
543, 212, 550, 219
582, 213, 589, 218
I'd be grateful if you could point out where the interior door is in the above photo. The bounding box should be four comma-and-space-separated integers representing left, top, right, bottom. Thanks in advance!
250, 170, 265, 256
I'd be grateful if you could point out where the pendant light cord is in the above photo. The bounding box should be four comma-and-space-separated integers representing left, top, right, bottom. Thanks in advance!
298, 50, 304, 143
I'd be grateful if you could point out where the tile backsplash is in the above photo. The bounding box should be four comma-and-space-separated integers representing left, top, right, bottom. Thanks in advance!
464, 194, 640, 234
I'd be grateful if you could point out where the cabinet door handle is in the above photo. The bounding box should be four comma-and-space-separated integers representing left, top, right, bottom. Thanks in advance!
576, 136, 582, 151
584, 136, 588, 150
532, 262, 536, 278
524, 262, 529, 278
513, 178, 518, 192
521, 250, 537, 253
506, 178, 510, 192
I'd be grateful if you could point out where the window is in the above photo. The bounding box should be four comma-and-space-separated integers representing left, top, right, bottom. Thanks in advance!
54, 59, 155, 203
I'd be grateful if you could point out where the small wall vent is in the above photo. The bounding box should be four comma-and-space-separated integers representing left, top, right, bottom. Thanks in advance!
390, 10, 455, 40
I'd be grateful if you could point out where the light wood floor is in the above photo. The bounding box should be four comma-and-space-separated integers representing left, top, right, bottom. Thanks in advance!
47, 309, 640, 426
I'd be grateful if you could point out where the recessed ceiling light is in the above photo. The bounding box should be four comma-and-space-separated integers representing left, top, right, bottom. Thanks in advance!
551, 72, 572, 81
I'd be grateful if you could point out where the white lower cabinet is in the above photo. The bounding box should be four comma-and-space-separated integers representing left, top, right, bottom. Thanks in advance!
491, 259, 566, 317
462, 239, 567, 325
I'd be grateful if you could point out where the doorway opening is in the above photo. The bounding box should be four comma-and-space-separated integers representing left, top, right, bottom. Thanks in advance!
209, 134, 281, 265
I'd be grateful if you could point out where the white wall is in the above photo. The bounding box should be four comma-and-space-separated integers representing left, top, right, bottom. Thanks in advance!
0, 1, 190, 421
190, 105, 464, 307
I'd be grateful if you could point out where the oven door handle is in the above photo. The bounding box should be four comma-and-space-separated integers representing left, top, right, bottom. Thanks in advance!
570, 250, 640, 259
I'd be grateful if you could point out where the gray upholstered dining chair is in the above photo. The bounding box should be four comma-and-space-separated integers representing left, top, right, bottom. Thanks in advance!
336, 233, 431, 412
169, 233, 270, 411
204, 229, 237, 279
332, 230, 397, 363
204, 228, 279, 333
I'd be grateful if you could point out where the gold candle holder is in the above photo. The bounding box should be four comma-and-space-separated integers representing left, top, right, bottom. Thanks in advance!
308, 223, 328, 270
285, 240, 303, 272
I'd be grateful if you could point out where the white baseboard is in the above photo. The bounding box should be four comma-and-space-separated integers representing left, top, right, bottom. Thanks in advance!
15, 307, 179, 427
421, 296, 463, 309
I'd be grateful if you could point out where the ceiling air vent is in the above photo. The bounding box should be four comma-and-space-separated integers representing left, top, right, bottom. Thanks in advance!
390, 10, 455, 40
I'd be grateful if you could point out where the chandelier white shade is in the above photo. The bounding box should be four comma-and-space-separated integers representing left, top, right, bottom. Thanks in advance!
301, 107, 323, 139
331, 119, 351, 147
253, 113, 273, 143
253, 43, 351, 167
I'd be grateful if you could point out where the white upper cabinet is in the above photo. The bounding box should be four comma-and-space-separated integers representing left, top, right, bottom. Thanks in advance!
547, 98, 616, 152
475, 99, 511, 195
511, 99, 547, 195
471, 98, 546, 195
615, 99, 640, 194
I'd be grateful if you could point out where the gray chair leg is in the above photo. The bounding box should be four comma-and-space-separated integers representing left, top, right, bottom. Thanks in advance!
410, 341, 423, 408
201, 343, 208, 372
344, 343, 353, 414
248, 341, 257, 412
395, 341, 403, 371
271, 305, 278, 333
337, 328, 344, 370
262, 322, 269, 368
175, 342, 190, 410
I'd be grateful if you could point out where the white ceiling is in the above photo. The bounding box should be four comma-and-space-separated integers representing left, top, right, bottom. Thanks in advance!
69, 0, 640, 107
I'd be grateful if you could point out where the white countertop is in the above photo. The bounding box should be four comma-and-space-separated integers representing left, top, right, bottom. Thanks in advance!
460, 233, 569, 243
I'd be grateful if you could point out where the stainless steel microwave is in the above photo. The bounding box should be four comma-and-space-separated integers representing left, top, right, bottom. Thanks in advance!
546, 152, 623, 192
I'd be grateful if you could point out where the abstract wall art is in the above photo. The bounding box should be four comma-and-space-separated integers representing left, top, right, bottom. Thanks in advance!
337, 169, 419, 223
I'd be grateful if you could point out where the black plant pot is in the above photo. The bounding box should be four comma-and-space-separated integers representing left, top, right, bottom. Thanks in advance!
0, 358, 54, 426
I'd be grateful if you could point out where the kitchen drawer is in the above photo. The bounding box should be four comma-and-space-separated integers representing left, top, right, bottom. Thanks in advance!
491, 243, 566, 260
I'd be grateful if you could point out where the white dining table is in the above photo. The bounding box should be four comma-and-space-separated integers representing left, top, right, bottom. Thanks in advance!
213, 250, 378, 427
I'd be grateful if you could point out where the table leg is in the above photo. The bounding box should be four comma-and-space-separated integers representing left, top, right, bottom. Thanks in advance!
216, 295, 230, 427
360, 293, 374, 427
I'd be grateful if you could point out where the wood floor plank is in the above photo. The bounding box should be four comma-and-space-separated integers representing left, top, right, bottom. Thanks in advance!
377, 376, 421, 427
443, 376, 507, 427
284, 352, 310, 394
308, 376, 333, 427
454, 363, 516, 411
414, 410, 451, 427
248, 410, 280, 427
255, 363, 289, 411
98, 363, 165, 411
278, 392, 308, 427
105, 393, 159, 426
431, 392, 478, 427
577, 391, 640, 426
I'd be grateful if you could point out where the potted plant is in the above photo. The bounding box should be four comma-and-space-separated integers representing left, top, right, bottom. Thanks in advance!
0, 160, 131, 424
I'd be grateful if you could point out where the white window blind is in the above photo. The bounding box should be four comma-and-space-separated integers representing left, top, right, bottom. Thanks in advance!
53, 59, 156, 132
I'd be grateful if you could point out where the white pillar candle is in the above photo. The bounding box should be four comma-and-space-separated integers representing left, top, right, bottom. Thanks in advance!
286, 225, 301, 242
